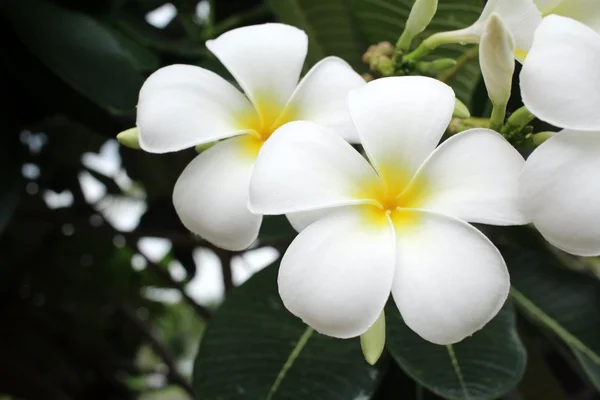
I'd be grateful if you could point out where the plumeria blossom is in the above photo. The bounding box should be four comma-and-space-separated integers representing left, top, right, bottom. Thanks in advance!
520, 15, 600, 256
135, 23, 365, 250
249, 77, 528, 344
424, 0, 541, 60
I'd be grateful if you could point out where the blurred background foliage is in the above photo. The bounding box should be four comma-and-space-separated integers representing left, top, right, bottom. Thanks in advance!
0, 0, 599, 399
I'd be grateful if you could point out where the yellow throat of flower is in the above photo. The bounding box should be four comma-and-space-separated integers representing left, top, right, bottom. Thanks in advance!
357, 164, 429, 229
236, 96, 297, 158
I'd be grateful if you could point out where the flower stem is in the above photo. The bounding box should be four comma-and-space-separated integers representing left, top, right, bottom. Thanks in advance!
403, 29, 477, 62
489, 103, 507, 132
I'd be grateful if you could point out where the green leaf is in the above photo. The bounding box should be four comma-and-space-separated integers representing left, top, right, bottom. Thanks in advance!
386, 300, 526, 400
193, 263, 384, 399
501, 227, 600, 392
268, 0, 366, 69
348, 0, 484, 106
5, 0, 145, 115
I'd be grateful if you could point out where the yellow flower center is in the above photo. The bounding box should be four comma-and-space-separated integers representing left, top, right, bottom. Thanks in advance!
357, 165, 429, 229
235, 96, 298, 158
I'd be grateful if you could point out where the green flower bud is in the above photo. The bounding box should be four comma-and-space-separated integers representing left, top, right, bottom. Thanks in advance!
116, 127, 141, 150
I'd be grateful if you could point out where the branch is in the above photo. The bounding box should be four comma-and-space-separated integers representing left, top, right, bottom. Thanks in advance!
214, 248, 234, 293
118, 303, 195, 398
143, 255, 212, 321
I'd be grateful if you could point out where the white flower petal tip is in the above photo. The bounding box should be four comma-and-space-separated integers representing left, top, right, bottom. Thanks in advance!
172, 137, 262, 251
411, 128, 529, 226
519, 129, 600, 256
348, 76, 455, 183
393, 211, 510, 345
278, 208, 395, 338
248, 121, 379, 215
206, 23, 308, 110
136, 64, 254, 153
285, 56, 366, 142
520, 15, 600, 131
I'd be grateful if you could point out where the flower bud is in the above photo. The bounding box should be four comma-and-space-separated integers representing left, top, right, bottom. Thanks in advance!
116, 127, 141, 149
453, 98, 471, 119
405, 0, 438, 38
480, 13, 515, 108
360, 311, 386, 365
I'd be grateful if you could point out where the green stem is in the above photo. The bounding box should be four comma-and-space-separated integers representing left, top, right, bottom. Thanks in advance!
438, 46, 479, 83
396, 30, 414, 54
403, 29, 477, 62
489, 103, 507, 132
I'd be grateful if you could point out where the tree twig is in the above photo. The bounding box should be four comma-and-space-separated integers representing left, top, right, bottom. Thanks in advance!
118, 303, 195, 398
142, 255, 212, 321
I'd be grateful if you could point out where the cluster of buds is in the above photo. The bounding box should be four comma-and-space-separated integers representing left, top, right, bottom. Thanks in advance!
362, 41, 395, 76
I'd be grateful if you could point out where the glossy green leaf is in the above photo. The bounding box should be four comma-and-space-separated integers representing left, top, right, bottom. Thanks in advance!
5, 0, 145, 115
268, 0, 366, 69
501, 227, 600, 393
386, 300, 526, 400
193, 263, 384, 399
349, 0, 483, 106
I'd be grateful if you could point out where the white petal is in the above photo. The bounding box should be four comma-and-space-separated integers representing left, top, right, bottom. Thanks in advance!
406, 128, 528, 225
519, 129, 600, 256
279, 207, 395, 338
286, 208, 333, 232
249, 121, 381, 215
474, 0, 542, 52
286, 205, 356, 232
283, 57, 365, 142
173, 136, 262, 251
520, 15, 600, 131
392, 211, 509, 344
137, 64, 255, 153
348, 76, 454, 192
549, 0, 600, 34
206, 23, 307, 112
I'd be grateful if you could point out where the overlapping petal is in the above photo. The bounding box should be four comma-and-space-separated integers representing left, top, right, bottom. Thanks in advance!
249, 121, 381, 215
519, 129, 600, 256
548, 0, 600, 34
392, 211, 509, 344
520, 15, 600, 131
278, 207, 396, 338
348, 77, 455, 193
534, 0, 564, 13
282, 57, 366, 142
137, 64, 256, 153
406, 128, 528, 225
206, 23, 308, 113
173, 136, 262, 251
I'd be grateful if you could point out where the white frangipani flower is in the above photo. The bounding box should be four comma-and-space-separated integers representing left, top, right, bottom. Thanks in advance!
135, 23, 365, 251
425, 0, 541, 60
249, 77, 528, 344
520, 15, 600, 256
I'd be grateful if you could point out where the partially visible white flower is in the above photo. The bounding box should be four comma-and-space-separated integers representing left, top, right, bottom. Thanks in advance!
249, 76, 527, 344
534, 0, 600, 33
480, 14, 515, 111
135, 23, 365, 251
424, 0, 541, 60
519, 15, 600, 256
